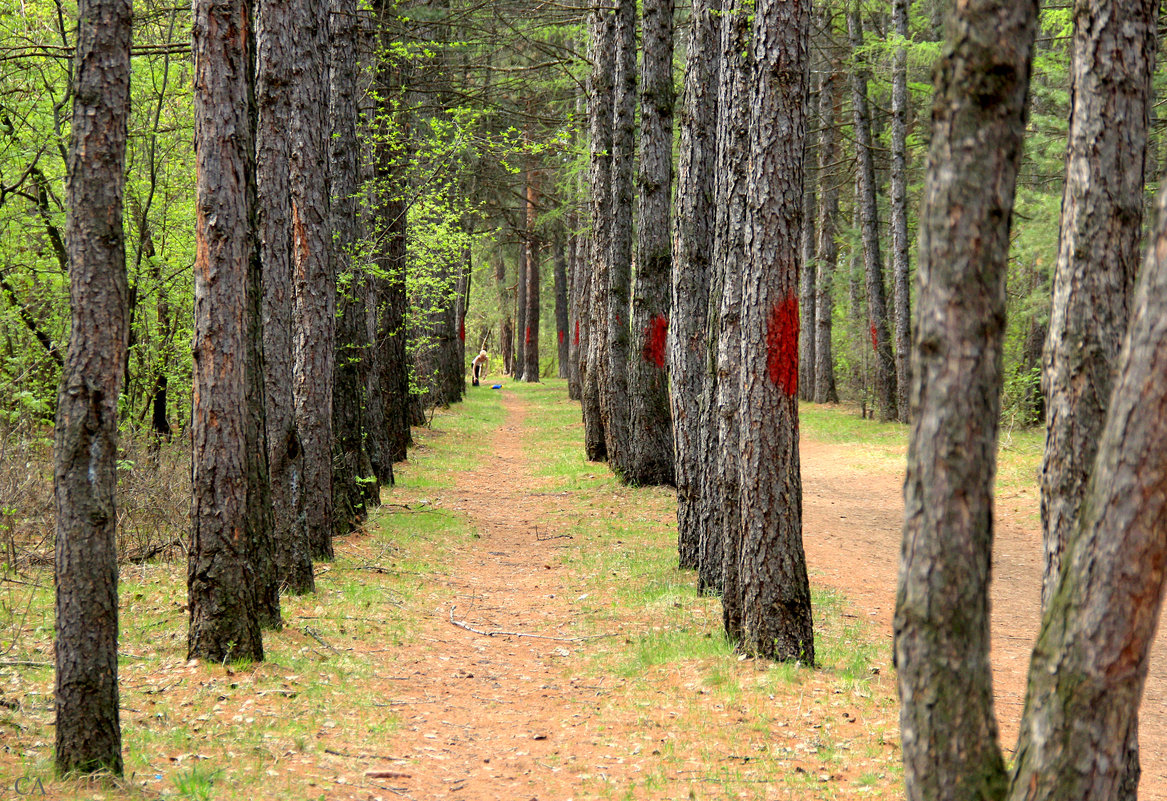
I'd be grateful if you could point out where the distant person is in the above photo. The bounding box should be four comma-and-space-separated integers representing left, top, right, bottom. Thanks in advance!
472, 349, 489, 386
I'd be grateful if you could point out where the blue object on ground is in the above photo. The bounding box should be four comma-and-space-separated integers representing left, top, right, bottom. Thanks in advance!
491, 384, 502, 389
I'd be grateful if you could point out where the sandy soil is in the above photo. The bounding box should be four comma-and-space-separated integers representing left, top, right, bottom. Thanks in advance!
800, 435, 1167, 798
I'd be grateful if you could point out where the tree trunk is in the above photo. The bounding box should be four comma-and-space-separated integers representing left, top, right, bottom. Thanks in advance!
1037, 2, 1158, 790
583, 5, 614, 463
627, 0, 675, 487
813, 42, 841, 405
890, 0, 911, 424
330, 0, 377, 536
496, 253, 514, 377
257, 0, 312, 593
521, 174, 541, 382
515, 239, 528, 378
735, 0, 813, 662
290, 0, 334, 561
1007, 154, 1167, 800
1039, 0, 1157, 611
894, 3, 1037, 799
567, 216, 583, 399
371, 13, 412, 464
797, 66, 817, 404
53, 0, 131, 773
189, 0, 266, 664
671, 0, 721, 569
554, 226, 570, 379
847, 5, 897, 423
711, 0, 751, 613
602, 0, 636, 476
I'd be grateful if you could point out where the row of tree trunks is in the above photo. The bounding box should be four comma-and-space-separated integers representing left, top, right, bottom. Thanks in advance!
52, 0, 132, 774
625, 0, 675, 486
554, 227, 570, 380
889, 0, 911, 424
670, 0, 721, 569
567, 216, 584, 400
847, 7, 897, 424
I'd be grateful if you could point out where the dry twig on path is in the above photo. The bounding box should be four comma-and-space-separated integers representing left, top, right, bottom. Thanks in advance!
447, 605, 610, 643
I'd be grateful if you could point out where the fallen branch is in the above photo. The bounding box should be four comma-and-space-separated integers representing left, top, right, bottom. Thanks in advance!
301, 625, 344, 654
0, 660, 51, 668
533, 526, 572, 542
323, 747, 408, 762
447, 606, 610, 643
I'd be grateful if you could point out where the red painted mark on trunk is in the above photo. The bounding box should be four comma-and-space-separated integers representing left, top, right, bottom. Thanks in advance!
525, 325, 532, 345
642, 314, 669, 369
574, 320, 580, 346
870, 322, 878, 353
458, 319, 465, 342
558, 329, 565, 345
766, 294, 799, 396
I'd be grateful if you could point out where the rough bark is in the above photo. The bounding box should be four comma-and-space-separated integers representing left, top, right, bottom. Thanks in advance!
496, 254, 514, 378
813, 49, 841, 405
53, 0, 130, 773
291, 0, 334, 561
257, 0, 313, 593
894, 3, 1037, 800
735, 0, 814, 662
1039, 0, 1157, 611
890, 0, 911, 423
847, 6, 897, 423
330, 0, 377, 536
1007, 161, 1167, 801
554, 226, 570, 379
567, 217, 583, 399
189, 0, 266, 664
671, 0, 721, 569
626, 0, 675, 487
582, 6, 613, 463
711, 0, 751, 613
602, 0, 636, 477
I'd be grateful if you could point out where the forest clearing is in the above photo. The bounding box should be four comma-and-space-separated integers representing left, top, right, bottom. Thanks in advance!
3, 382, 1163, 799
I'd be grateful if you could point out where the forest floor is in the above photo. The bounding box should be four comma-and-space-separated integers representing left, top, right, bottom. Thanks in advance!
0, 379, 1162, 800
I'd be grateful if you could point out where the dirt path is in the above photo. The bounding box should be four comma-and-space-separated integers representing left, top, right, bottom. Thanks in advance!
800, 437, 1167, 799
364, 391, 625, 799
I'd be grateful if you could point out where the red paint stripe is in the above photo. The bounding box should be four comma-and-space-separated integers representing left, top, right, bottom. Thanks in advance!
870, 322, 878, 353
558, 329, 565, 344
766, 293, 799, 396
641, 314, 668, 369
458, 319, 465, 342
525, 325, 532, 345
573, 320, 580, 346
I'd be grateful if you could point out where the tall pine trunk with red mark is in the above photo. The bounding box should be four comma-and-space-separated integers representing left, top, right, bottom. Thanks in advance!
847, 5, 897, 423
601, 0, 637, 476
53, 0, 131, 773
710, 0, 751, 609
627, 0, 675, 487
189, 0, 265, 664
290, 0, 335, 561
733, 0, 813, 662
894, 1, 1037, 797
582, 6, 614, 463
671, 0, 720, 569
